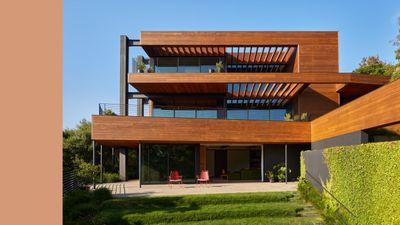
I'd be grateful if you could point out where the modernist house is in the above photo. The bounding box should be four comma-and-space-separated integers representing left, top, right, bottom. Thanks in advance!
91, 31, 400, 185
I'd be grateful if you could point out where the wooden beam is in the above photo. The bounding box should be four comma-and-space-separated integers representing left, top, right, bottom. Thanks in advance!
92, 116, 311, 144
129, 73, 390, 85
312, 79, 400, 141
276, 83, 298, 106
257, 83, 270, 106
262, 83, 277, 106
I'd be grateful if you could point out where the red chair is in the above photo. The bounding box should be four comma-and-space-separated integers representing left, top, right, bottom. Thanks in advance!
196, 170, 210, 186
168, 170, 183, 187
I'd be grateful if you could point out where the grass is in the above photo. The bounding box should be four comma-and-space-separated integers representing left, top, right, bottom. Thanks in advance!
90, 192, 323, 225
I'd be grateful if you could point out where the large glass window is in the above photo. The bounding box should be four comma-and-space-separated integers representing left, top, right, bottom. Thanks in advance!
153, 107, 174, 118
141, 144, 197, 184
200, 57, 222, 73
248, 110, 269, 120
227, 109, 248, 120
178, 57, 200, 73
270, 109, 287, 121
196, 110, 218, 119
155, 57, 178, 73
175, 110, 196, 118
154, 57, 224, 73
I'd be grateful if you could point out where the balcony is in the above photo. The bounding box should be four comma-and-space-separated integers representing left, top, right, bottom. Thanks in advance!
92, 103, 311, 147
98, 103, 310, 121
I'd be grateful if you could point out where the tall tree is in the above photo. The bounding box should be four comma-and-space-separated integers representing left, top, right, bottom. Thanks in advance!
353, 55, 395, 76
353, 17, 400, 81
63, 119, 93, 170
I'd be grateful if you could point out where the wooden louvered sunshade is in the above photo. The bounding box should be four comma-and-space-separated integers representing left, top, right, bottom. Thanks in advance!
227, 82, 307, 108
142, 45, 297, 73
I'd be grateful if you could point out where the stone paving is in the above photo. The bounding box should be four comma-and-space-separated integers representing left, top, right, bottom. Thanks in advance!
94, 180, 298, 197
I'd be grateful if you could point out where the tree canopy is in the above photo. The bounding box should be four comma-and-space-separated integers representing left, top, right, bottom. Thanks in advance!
63, 119, 93, 170
353, 17, 400, 81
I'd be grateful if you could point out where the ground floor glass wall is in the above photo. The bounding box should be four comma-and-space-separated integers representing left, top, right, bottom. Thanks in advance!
141, 144, 197, 184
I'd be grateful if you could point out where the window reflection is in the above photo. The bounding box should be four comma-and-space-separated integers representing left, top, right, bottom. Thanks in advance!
154, 57, 224, 73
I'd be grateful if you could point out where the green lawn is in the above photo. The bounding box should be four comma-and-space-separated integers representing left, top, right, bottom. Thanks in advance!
63, 190, 322, 225
89, 192, 323, 225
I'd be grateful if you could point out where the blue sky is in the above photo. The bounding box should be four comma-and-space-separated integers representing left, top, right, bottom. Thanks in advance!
63, 0, 400, 129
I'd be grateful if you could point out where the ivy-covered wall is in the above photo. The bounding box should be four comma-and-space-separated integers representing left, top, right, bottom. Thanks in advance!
323, 141, 400, 224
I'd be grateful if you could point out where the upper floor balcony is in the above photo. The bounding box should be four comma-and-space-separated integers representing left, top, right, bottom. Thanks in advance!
97, 103, 310, 122
133, 45, 298, 74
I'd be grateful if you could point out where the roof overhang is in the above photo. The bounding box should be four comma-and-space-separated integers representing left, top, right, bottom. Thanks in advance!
128, 72, 389, 108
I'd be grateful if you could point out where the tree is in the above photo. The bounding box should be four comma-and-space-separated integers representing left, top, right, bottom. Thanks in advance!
353, 17, 400, 81
63, 119, 93, 170
353, 55, 395, 76
73, 157, 100, 185
391, 17, 400, 81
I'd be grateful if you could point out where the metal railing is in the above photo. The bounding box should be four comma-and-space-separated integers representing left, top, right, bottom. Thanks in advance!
63, 170, 81, 196
98, 103, 309, 121
306, 171, 356, 224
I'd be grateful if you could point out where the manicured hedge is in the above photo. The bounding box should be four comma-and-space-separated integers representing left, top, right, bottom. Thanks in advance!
324, 141, 400, 225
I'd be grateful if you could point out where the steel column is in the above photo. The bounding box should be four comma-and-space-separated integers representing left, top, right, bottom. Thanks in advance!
261, 144, 264, 182
119, 148, 128, 181
139, 143, 142, 188
137, 98, 144, 116
92, 141, 96, 189
120, 35, 129, 116
100, 145, 103, 183
285, 144, 288, 184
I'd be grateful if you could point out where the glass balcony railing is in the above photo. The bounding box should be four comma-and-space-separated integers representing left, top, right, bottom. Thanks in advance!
98, 103, 308, 122
134, 57, 225, 74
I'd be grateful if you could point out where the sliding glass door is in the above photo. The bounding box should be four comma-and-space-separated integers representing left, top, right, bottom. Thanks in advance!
141, 144, 197, 184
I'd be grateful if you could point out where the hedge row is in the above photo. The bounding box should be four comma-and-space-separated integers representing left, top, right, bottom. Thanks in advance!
323, 141, 400, 225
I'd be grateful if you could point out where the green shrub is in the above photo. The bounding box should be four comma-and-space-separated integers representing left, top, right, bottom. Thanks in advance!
324, 141, 400, 225
64, 188, 113, 225
74, 157, 100, 185
298, 178, 347, 225
93, 187, 113, 203
63, 189, 92, 209
273, 163, 291, 182
102, 172, 120, 183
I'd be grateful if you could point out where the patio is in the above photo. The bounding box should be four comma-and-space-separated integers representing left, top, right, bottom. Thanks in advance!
93, 180, 298, 197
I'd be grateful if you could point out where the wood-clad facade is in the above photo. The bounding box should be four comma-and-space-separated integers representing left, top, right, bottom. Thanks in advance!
92, 116, 311, 144
91, 31, 398, 183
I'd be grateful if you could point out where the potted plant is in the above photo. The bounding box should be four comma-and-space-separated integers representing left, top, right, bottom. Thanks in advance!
266, 170, 275, 183
300, 112, 309, 121
147, 67, 154, 73
136, 61, 146, 73
215, 60, 224, 73
273, 163, 291, 182
284, 113, 292, 121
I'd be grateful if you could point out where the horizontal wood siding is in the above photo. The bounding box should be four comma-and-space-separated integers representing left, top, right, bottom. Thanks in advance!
140, 31, 338, 73
129, 73, 389, 84
311, 80, 400, 141
295, 84, 340, 120
92, 116, 311, 145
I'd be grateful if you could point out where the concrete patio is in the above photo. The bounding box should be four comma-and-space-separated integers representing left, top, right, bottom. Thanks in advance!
93, 180, 298, 197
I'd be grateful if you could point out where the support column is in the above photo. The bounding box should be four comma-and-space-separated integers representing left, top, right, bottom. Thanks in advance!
120, 35, 129, 116
200, 145, 206, 170
137, 98, 144, 116
261, 144, 264, 182
92, 141, 96, 189
119, 148, 128, 181
148, 99, 154, 117
138, 144, 142, 188
100, 145, 103, 183
111, 147, 115, 165
285, 144, 288, 184
194, 145, 200, 175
